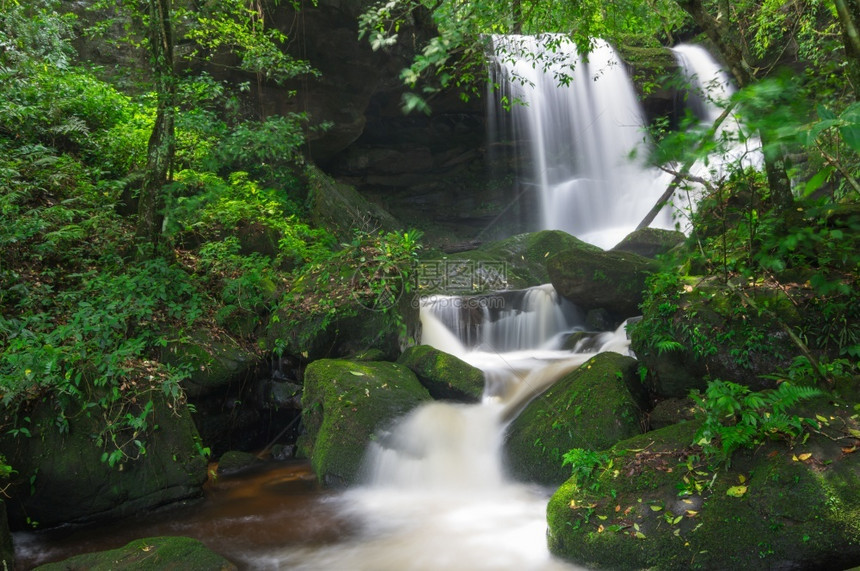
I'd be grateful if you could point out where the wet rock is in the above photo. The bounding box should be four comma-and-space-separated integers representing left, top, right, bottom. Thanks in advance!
301, 359, 431, 486
34, 536, 237, 570
504, 352, 646, 486
612, 227, 686, 259
397, 345, 485, 402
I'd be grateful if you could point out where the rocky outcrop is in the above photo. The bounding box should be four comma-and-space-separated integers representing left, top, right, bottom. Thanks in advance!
547, 238, 658, 318
0, 394, 208, 529
300, 359, 432, 486
547, 406, 860, 570
504, 352, 647, 486
397, 345, 485, 402
34, 536, 237, 570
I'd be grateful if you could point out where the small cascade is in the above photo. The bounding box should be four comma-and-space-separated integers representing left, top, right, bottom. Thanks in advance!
489, 35, 676, 249
419, 283, 580, 353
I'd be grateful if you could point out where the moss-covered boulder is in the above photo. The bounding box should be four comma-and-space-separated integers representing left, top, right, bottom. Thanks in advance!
547, 408, 860, 570
0, 394, 208, 529
301, 359, 432, 486
504, 353, 646, 486
547, 240, 658, 317
423, 230, 587, 293
397, 345, 485, 402
162, 331, 257, 400
34, 536, 236, 570
630, 277, 803, 397
612, 228, 686, 259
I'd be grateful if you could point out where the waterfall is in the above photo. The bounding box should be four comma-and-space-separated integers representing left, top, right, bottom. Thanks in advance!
671, 43, 763, 193
489, 35, 676, 249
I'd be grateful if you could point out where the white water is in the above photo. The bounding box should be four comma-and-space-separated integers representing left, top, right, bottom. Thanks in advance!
490, 35, 677, 249
671, 44, 763, 210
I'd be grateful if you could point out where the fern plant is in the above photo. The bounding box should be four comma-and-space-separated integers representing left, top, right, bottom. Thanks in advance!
692, 379, 825, 467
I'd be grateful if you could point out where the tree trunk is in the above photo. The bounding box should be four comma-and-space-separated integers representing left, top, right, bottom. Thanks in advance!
136, 0, 176, 256
835, 0, 860, 99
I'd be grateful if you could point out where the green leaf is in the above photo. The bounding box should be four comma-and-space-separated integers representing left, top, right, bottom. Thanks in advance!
803, 167, 833, 197
726, 485, 748, 497
349, 371, 365, 376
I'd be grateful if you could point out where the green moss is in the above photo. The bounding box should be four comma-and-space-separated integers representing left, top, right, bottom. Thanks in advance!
504, 353, 644, 486
34, 536, 236, 570
397, 345, 484, 402
301, 359, 432, 486
547, 408, 860, 570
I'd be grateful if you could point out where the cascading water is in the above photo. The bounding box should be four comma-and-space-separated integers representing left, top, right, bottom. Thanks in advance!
489, 35, 677, 249
671, 44, 763, 181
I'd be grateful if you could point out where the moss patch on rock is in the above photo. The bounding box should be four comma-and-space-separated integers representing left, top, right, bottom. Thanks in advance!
397, 345, 484, 402
547, 242, 658, 317
301, 359, 432, 486
547, 406, 860, 570
504, 352, 645, 486
1, 394, 208, 529
34, 536, 236, 570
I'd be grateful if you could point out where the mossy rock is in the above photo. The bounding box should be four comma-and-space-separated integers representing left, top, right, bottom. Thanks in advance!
397, 345, 485, 402
547, 242, 658, 317
34, 536, 236, 570
547, 406, 860, 570
161, 331, 258, 399
612, 228, 686, 259
422, 230, 587, 294
631, 278, 803, 396
306, 164, 400, 240
264, 267, 410, 362
504, 352, 646, 486
0, 393, 208, 529
301, 359, 432, 486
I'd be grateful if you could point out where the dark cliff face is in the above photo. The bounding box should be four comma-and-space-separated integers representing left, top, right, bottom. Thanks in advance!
66, 2, 681, 248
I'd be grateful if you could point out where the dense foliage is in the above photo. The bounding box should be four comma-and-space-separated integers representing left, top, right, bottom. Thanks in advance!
0, 0, 423, 472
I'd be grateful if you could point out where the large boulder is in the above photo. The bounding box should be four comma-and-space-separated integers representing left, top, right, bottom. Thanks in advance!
34, 536, 236, 570
547, 239, 658, 318
547, 407, 860, 570
612, 227, 686, 259
301, 359, 432, 486
504, 352, 646, 486
0, 394, 208, 529
397, 345, 485, 402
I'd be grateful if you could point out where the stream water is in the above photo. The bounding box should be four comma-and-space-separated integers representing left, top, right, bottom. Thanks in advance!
14, 39, 737, 571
